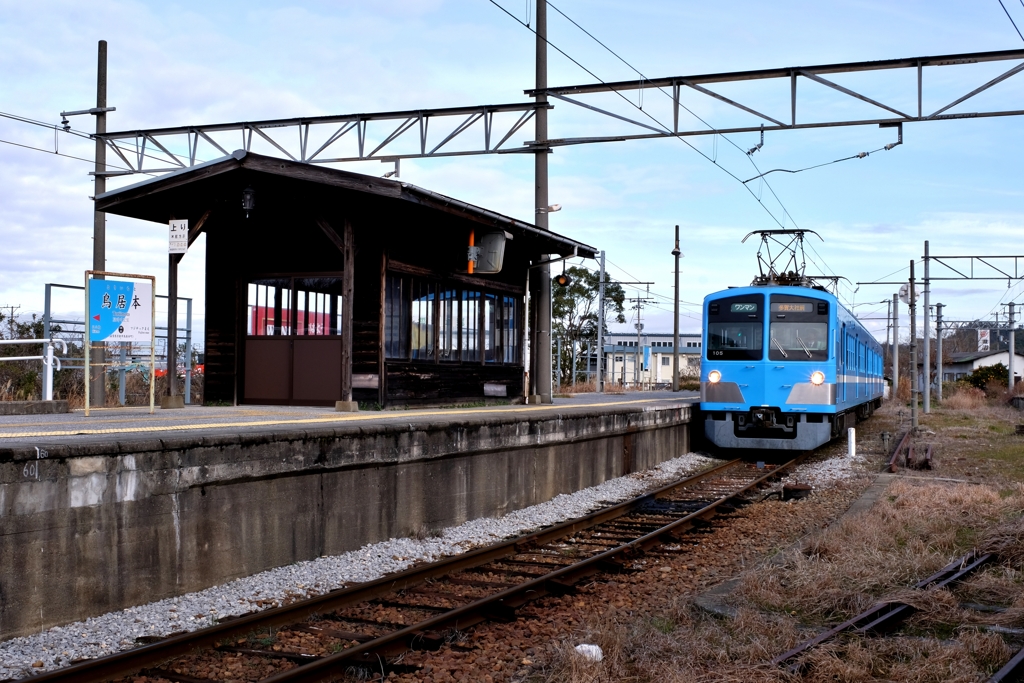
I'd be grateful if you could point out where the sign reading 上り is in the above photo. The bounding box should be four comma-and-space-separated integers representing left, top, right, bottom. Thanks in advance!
169, 219, 188, 254
89, 280, 152, 343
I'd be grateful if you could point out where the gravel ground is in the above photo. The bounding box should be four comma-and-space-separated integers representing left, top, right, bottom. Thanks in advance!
783, 450, 872, 487
0, 452, 720, 680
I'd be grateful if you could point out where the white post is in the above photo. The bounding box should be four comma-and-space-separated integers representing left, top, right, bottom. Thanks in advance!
848, 427, 856, 458
43, 341, 54, 401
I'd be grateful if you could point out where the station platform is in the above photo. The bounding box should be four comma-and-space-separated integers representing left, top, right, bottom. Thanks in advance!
0, 392, 696, 639
0, 392, 695, 448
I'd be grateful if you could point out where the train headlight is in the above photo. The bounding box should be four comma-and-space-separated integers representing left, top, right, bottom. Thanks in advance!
810, 370, 825, 385
708, 370, 722, 384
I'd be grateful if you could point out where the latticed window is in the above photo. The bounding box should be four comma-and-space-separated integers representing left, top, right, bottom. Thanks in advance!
384, 272, 521, 364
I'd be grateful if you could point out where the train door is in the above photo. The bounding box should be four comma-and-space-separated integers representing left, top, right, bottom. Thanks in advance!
840, 324, 847, 404
855, 337, 861, 399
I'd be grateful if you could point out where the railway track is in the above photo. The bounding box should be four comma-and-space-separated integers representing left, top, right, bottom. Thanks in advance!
23, 456, 801, 683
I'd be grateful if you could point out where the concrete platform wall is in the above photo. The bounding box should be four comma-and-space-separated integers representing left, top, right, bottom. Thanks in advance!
0, 405, 689, 639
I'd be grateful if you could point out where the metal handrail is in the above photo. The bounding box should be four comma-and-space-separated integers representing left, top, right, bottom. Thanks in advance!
0, 338, 68, 400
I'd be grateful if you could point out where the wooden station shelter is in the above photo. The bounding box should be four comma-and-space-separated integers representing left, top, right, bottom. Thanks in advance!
96, 150, 596, 407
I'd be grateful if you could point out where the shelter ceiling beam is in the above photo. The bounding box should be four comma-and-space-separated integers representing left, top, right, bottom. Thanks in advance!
315, 217, 346, 255
188, 209, 211, 247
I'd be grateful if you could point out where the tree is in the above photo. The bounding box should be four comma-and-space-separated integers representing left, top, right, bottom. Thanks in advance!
964, 362, 1008, 392
551, 266, 625, 386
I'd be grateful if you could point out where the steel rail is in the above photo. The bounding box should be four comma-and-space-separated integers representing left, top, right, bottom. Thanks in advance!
259, 457, 798, 683
989, 643, 1024, 682
772, 550, 995, 669
26, 457, 766, 683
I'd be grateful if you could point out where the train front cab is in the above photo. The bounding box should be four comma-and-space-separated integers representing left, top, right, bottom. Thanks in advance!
701, 288, 837, 451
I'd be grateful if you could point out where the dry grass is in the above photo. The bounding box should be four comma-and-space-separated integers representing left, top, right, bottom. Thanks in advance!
944, 385, 988, 410
556, 380, 597, 393
554, 380, 627, 395
531, 605, 799, 683
739, 480, 1024, 624
799, 629, 1011, 683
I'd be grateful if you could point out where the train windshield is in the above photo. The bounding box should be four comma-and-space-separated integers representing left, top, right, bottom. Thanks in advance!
767, 294, 829, 361
769, 322, 828, 361
706, 294, 764, 360
708, 323, 763, 359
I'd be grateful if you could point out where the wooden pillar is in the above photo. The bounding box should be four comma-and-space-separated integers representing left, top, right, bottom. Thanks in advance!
341, 218, 355, 406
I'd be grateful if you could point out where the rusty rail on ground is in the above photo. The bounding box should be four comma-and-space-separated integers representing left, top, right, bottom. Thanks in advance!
887, 431, 933, 472
989, 643, 1024, 682
888, 430, 912, 472
772, 550, 994, 671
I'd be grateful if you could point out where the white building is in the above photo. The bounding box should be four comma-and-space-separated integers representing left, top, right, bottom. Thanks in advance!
943, 349, 1024, 384
605, 332, 702, 387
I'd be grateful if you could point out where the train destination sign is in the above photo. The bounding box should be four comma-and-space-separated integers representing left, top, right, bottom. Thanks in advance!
771, 302, 814, 313
89, 279, 153, 343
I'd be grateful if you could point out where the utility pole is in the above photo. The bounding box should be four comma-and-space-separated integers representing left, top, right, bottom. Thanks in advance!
935, 303, 944, 402
884, 297, 891, 371
634, 302, 643, 387
61, 41, 116, 407
532, 0, 553, 404
909, 260, 918, 431
892, 292, 899, 401
672, 225, 681, 392
597, 250, 606, 393
628, 292, 655, 387
92, 41, 109, 407
922, 241, 930, 414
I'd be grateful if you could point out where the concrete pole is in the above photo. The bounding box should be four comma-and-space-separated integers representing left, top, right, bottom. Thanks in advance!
922, 240, 930, 414
91, 40, 108, 407
909, 260, 918, 430
892, 292, 899, 401
555, 336, 561, 389
884, 298, 891, 375
672, 225, 681, 392
597, 250, 605, 393
533, 0, 552, 404
635, 304, 642, 387
1010, 302, 1017, 392
936, 303, 943, 402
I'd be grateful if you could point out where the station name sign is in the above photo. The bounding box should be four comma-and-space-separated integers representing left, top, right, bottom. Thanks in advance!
169, 219, 188, 254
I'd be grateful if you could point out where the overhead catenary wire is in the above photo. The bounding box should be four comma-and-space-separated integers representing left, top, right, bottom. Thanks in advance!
544, 1, 802, 229
997, 0, 1024, 42
741, 145, 899, 184
0, 109, 196, 172
486, 0, 797, 231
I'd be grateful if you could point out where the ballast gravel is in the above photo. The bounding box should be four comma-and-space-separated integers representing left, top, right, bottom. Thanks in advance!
784, 450, 871, 487
0, 452, 720, 680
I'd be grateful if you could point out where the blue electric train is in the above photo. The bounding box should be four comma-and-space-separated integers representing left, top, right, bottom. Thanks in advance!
700, 284, 883, 451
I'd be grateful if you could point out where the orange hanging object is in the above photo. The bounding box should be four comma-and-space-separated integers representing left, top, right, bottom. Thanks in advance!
468, 229, 475, 274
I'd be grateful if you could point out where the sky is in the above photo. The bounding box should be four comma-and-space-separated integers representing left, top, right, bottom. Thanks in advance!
3, 0, 1024, 347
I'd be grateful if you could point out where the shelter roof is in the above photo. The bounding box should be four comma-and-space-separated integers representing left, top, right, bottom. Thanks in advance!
95, 150, 596, 259
948, 350, 1017, 363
